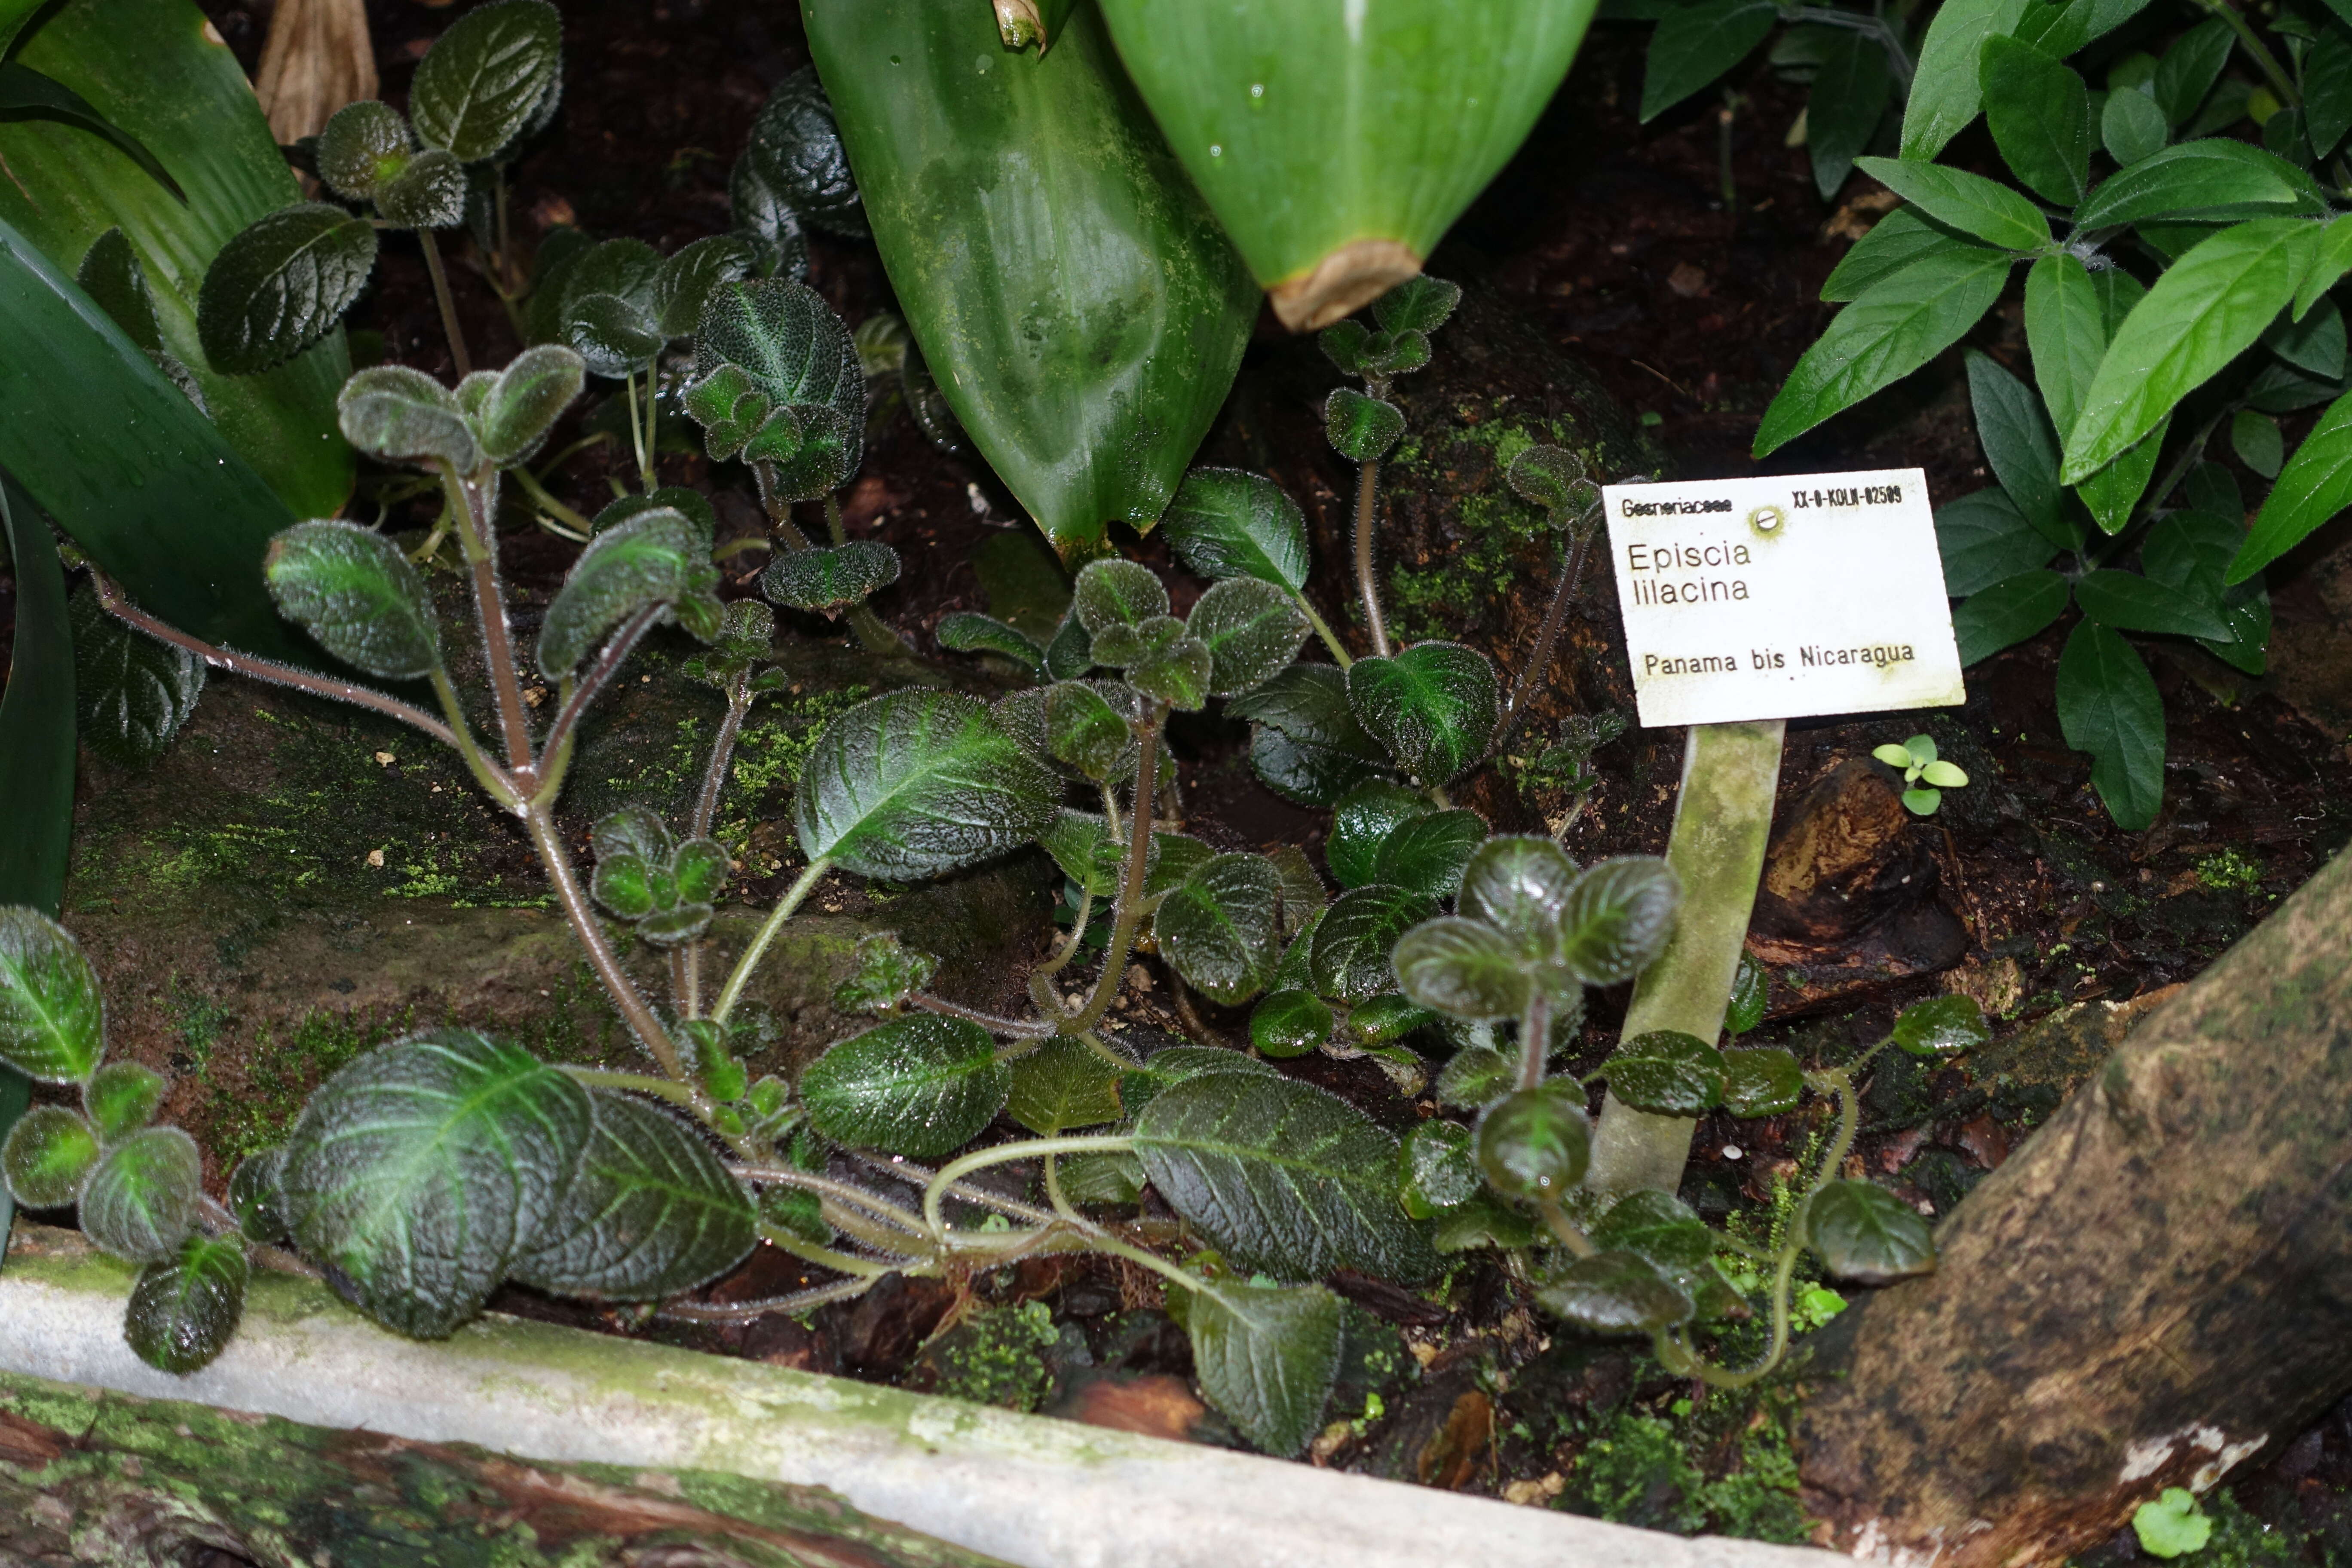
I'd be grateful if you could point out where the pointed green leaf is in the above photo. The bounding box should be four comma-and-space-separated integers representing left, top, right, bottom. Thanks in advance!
1981, 36, 2090, 206
1589, 1189, 1717, 1295
1162, 468, 1309, 593
1892, 993, 1992, 1056
654, 234, 760, 339
1855, 156, 2050, 251
1966, 349, 2076, 552
1556, 857, 1682, 985
1186, 577, 1310, 696
1901, 0, 2033, 159
1310, 883, 1433, 1004
1041, 680, 1133, 781
1372, 275, 1462, 334
409, 0, 563, 162
1936, 488, 2058, 597
1007, 1034, 1133, 1135
83, 1060, 165, 1142
0, 906, 106, 1085
1132, 1070, 1435, 1282
794, 690, 1060, 881
1954, 567, 2071, 663
227, 1148, 288, 1243
1819, 207, 1984, 303
2153, 19, 2234, 129
2073, 141, 2326, 229
74, 226, 161, 352
1722, 1046, 1804, 1116
1171, 1279, 1343, 1458
2236, 386, 2352, 580
2056, 620, 2165, 828
279, 1029, 594, 1337
2264, 297, 2344, 378
196, 203, 377, 374
937, 612, 1046, 671
1347, 641, 1501, 786
1324, 388, 1405, 462
1807, 1179, 1936, 1283
2102, 87, 2171, 166
1605, 1029, 1725, 1115
1155, 853, 1283, 1005
2075, 568, 2232, 639
1809, 31, 1894, 201
2022, 251, 2106, 441
78, 1124, 200, 1263
1391, 916, 1530, 1021
125, 1232, 248, 1374
539, 508, 721, 679
1536, 1249, 1694, 1332
1640, 0, 1779, 120
2, 1103, 99, 1207
1230, 664, 1387, 807
1475, 1081, 1590, 1200
69, 579, 203, 769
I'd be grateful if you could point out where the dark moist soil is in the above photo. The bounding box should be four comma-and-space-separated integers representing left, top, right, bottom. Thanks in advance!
1, 0, 2341, 1548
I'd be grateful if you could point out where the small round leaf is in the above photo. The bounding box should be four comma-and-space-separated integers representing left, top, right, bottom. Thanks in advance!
374, 147, 468, 229
1475, 1081, 1591, 1200
1807, 1180, 1936, 1284
2, 1105, 101, 1208
196, 204, 378, 374
1250, 989, 1333, 1059
1604, 1030, 1726, 1117
227, 1148, 289, 1243
316, 99, 411, 200
1458, 835, 1580, 953
1725, 953, 1769, 1036
470, 344, 585, 466
338, 365, 480, 472
1310, 883, 1435, 1004
1324, 778, 1433, 890
1892, 994, 1992, 1057
1392, 917, 1530, 1022
79, 1125, 202, 1263
800, 1015, 1010, 1158
1371, 808, 1486, 902
1399, 1121, 1479, 1218
1721, 1047, 1804, 1118
0, 906, 107, 1084
1372, 274, 1462, 334
1186, 577, 1310, 695
1554, 857, 1682, 986
762, 540, 900, 612
1347, 642, 1502, 786
125, 1233, 249, 1374
1155, 853, 1283, 1006
1535, 1250, 1694, 1334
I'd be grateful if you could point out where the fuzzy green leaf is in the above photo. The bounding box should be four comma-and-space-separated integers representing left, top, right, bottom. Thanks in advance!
1155, 853, 1283, 1005
794, 690, 1060, 880
2, 1104, 99, 1207
1458, 835, 1580, 953
1475, 1081, 1590, 1200
409, 0, 563, 162
1935, 488, 2058, 597
1726, 953, 1769, 1036
74, 227, 162, 353
800, 1014, 1009, 1158
1900, 0, 2032, 159
196, 203, 377, 375
469, 343, 585, 467
1324, 779, 1434, 890
2073, 141, 2325, 230
1324, 388, 1405, 462
654, 235, 760, 339
1127, 633, 1215, 711
69, 581, 204, 770
78, 1124, 201, 1263
1007, 1034, 1132, 1136
1371, 808, 1485, 902
1807, 1179, 1936, 1283
1819, 207, 1980, 303
1398, 1121, 1479, 1217
1980, 37, 2092, 206
1249, 989, 1334, 1059
1186, 577, 1310, 695
1161, 468, 1310, 592
1856, 157, 2050, 251
83, 1060, 165, 1143
539, 509, 720, 679
1171, 1279, 1344, 1458
316, 99, 410, 200
1436, 1044, 1516, 1110
693, 279, 866, 444
1722, 1047, 1804, 1116
1132, 1071, 1435, 1283
0, 906, 104, 1085
1590, 1190, 1717, 1291
1310, 883, 1435, 1004
1605, 1029, 1725, 1116
1505, 445, 1597, 520
763, 540, 900, 612
1347, 642, 1501, 786
337, 365, 479, 472
2074, 569, 2232, 640
1392, 916, 1529, 1022
375, 147, 467, 230
227, 1148, 288, 1243
1372, 275, 1462, 334
2235, 386, 2352, 581
1891, 993, 1992, 1056
1070, 558, 1169, 638
937, 612, 1046, 671
125, 1232, 248, 1374
1535, 1250, 1694, 1333
1967, 349, 2073, 553
2103, 88, 2171, 166
1556, 857, 1682, 985
743, 65, 864, 238
1229, 664, 1387, 807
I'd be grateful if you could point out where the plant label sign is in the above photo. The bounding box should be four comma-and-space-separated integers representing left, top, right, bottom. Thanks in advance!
1602, 468, 1965, 728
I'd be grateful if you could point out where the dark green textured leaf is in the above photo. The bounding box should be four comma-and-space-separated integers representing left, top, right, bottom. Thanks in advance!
1953, 569, 2071, 665
1556, 857, 1682, 986
74, 227, 161, 352
1392, 916, 1528, 1022
1155, 853, 1283, 1005
1250, 989, 1334, 1059
1230, 664, 1387, 807
279, 1030, 593, 1338
2237, 386, 2352, 580
337, 364, 479, 472
1506, 445, 1599, 521
1371, 809, 1485, 902
539, 509, 720, 679
564, 291, 664, 379
801, 1014, 1009, 1158
937, 612, 1045, 671
1458, 835, 1580, 953
1186, 577, 1310, 695
1071, 558, 1170, 637
69, 579, 203, 769
794, 690, 1059, 880
1347, 641, 1501, 786
1310, 883, 1435, 1003
2309, 27, 2352, 161
469, 343, 584, 466
1590, 1189, 1716, 1289
196, 203, 377, 374
0, 905, 106, 1085
1126, 633, 1214, 710
2, 1103, 99, 1207
1042, 681, 1133, 782
125, 1232, 248, 1373
1641, 0, 1778, 120
1432, 1189, 1538, 1251
508, 1090, 755, 1300
316, 99, 410, 201
1605, 1029, 1726, 1115
744, 66, 864, 239
1807, 1179, 1936, 1283
83, 1060, 164, 1142
2023, 252, 2105, 444
2056, 620, 2165, 828
1756, 245, 2012, 456
762, 540, 900, 613
1346, 992, 1434, 1046
2264, 298, 2344, 378
2075, 568, 2232, 639
1324, 388, 1405, 462
1981, 36, 2090, 206
1722, 1047, 1804, 1116
374, 147, 466, 229
227, 1148, 288, 1243
832, 931, 939, 1016
693, 279, 866, 445
1808, 31, 1893, 201
1171, 1279, 1343, 1457
654, 234, 760, 340
1535, 1250, 1694, 1332
409, 0, 562, 162
1372, 275, 1462, 334
78, 1124, 200, 1263
1892, 993, 1992, 1056
1133, 1070, 1435, 1282
1437, 1044, 1515, 1110
1398, 1120, 1479, 1217
1007, 1034, 1132, 1135
1162, 468, 1309, 593
1725, 953, 1768, 1035
1475, 1081, 1590, 1200
1856, 157, 2050, 251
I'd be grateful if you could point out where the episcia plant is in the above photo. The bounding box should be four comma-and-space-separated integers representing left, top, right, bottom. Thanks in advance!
1752, 0, 2352, 828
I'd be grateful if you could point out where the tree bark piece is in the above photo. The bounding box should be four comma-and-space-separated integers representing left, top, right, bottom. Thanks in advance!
253, 0, 378, 146
1799, 845, 2352, 1566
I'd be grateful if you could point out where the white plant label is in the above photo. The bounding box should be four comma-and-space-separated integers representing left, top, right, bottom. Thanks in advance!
1601, 468, 1966, 728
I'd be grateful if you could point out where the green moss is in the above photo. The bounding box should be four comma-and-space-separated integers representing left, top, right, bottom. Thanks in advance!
2196, 849, 2264, 894
716, 686, 871, 858
1553, 1389, 1811, 1544
923, 1299, 1062, 1414
201, 1007, 411, 1164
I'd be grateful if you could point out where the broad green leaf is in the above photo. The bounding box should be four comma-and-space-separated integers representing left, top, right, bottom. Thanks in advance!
1432, 1189, 1538, 1251
2056, 621, 2165, 828
1605, 1029, 1726, 1115
1475, 1081, 1591, 1200
1966, 350, 2075, 551
1437, 1044, 1516, 1110
1071, 558, 1170, 638
2, 1103, 98, 1207
470, 343, 585, 466
1230, 664, 1387, 807
2153, 19, 2233, 129
763, 540, 900, 612
195, 203, 377, 374
1725, 953, 1768, 1035
2072, 141, 2326, 229
75, 226, 162, 352
1310, 883, 1434, 1003
1855, 156, 2049, 251
1399, 1120, 1479, 1217
1722, 1046, 1804, 1116
1324, 778, 1435, 889
69, 579, 203, 769
1057, 1149, 1145, 1206
2075, 568, 2231, 639
1127, 633, 1215, 710
1641, 0, 1778, 120
1756, 245, 2012, 456
938, 612, 1045, 671
2063, 220, 2314, 481
1007, 1034, 1132, 1135
1132, 1070, 1435, 1282
1347, 993, 1435, 1046
1891, 993, 1993, 1056
1372, 275, 1462, 334
799, 1014, 1009, 1158
1819, 207, 1983, 303
1902, 0, 2034, 159
409, 0, 562, 162
83, 1060, 164, 1142
1115, 1046, 1279, 1121
337, 364, 479, 472
507, 1090, 756, 1300
373, 147, 466, 230
1936, 487, 2058, 596
226, 1148, 287, 1243
795, 690, 1059, 880
1187, 578, 1310, 695
1347, 641, 1501, 786
1041, 681, 1133, 782
125, 1232, 248, 1374
1556, 857, 1682, 985
1807, 1179, 1936, 1283
565, 291, 664, 378
1162, 468, 1309, 593
1393, 917, 1530, 1021
693, 279, 866, 443
1250, 989, 1334, 1059
2309, 27, 2352, 162
1371, 808, 1486, 902
1324, 388, 1405, 462
1981, 36, 2090, 206
654, 234, 760, 339
2264, 297, 2345, 378
1589, 1189, 1717, 1295
1808, 31, 1894, 201
2079, 420, 2166, 536
0, 905, 105, 1084
2236, 386, 2352, 580
2015, 0, 2154, 61
78, 1124, 200, 1263
1171, 1279, 1343, 1457
744, 403, 860, 502
1954, 568, 2071, 663
1155, 853, 1283, 1005
316, 99, 410, 201
539, 509, 721, 679
279, 1030, 593, 1337
2101, 86, 2171, 166
1458, 835, 1580, 953
1536, 1250, 1694, 1332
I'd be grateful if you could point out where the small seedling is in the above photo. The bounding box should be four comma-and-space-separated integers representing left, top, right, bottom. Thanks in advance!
2133, 1487, 2212, 1559
1873, 734, 1969, 816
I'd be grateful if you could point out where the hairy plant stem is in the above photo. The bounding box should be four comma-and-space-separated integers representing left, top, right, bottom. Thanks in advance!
416, 228, 472, 377
1353, 459, 1392, 656
1031, 883, 1095, 989
910, 993, 1057, 1038
531, 605, 666, 809
1495, 526, 1595, 754
447, 469, 536, 771
923, 1135, 1135, 1237
822, 493, 906, 655
659, 1275, 877, 1321
1294, 591, 1353, 668
2202, 0, 2300, 107
732, 1161, 932, 1234
752, 462, 815, 549
1537, 1197, 1596, 1258
558, 1066, 695, 1104
1516, 990, 1554, 1091
624, 374, 655, 492
711, 858, 831, 1026
1057, 710, 1163, 1034
507, 463, 595, 539
760, 1223, 898, 1279
842, 1150, 1060, 1229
